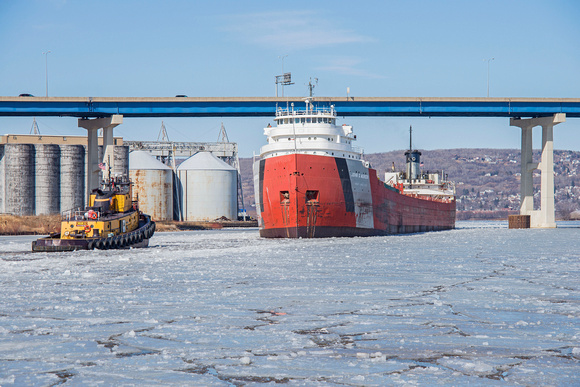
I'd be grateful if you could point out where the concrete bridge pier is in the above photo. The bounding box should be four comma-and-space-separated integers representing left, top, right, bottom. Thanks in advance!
510, 113, 565, 228
78, 115, 123, 199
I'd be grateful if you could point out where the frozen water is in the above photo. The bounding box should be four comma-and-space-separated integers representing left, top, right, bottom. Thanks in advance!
0, 221, 579, 385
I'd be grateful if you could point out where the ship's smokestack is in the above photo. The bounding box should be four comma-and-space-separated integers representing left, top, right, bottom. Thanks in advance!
404, 125, 421, 180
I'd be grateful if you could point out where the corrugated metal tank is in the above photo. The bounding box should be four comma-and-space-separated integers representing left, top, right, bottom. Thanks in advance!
114, 146, 129, 177
97, 145, 129, 178
177, 152, 237, 221
61, 145, 85, 212
129, 151, 173, 221
35, 144, 61, 215
4, 144, 35, 215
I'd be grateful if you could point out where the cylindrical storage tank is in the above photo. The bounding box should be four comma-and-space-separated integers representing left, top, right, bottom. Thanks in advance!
97, 145, 129, 178
35, 144, 61, 215
4, 144, 35, 215
177, 152, 237, 221
114, 146, 129, 178
60, 145, 85, 212
129, 151, 173, 221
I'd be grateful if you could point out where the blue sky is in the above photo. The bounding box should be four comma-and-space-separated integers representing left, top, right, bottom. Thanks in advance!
1, 0, 579, 156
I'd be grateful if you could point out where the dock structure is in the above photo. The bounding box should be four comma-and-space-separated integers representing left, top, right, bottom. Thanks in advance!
2, 96, 580, 228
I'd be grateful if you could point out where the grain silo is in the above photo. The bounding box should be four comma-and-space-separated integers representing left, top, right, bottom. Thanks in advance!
114, 146, 129, 177
60, 145, 85, 212
129, 151, 173, 221
97, 145, 129, 178
177, 152, 237, 221
4, 144, 35, 215
34, 144, 60, 215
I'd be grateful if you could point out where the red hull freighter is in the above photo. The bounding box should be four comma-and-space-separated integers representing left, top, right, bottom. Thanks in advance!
253, 100, 456, 238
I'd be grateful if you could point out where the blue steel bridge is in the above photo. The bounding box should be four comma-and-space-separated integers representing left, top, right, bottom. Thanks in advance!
1, 96, 579, 229
0, 96, 580, 118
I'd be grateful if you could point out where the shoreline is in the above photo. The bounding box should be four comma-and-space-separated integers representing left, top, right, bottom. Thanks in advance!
0, 215, 257, 236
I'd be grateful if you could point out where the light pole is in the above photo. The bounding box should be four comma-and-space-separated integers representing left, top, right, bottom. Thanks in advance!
484, 57, 494, 97
43, 51, 51, 97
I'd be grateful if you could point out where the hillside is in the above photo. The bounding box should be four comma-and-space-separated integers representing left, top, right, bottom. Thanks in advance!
239, 149, 580, 220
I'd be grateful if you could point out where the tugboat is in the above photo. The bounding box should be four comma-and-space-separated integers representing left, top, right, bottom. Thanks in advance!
32, 176, 156, 252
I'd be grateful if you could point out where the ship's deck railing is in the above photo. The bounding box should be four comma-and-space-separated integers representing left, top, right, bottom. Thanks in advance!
351, 145, 364, 155
275, 105, 336, 118
61, 208, 101, 221
402, 191, 456, 203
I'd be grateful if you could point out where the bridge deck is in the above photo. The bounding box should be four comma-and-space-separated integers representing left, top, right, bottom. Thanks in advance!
1, 97, 579, 118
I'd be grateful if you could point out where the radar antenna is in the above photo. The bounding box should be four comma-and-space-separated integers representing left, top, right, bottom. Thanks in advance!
307, 77, 318, 97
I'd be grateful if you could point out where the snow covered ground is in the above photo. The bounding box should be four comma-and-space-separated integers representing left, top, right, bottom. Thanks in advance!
0, 221, 579, 386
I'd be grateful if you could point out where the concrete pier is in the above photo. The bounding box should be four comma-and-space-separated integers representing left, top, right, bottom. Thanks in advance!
510, 113, 565, 228
78, 115, 123, 198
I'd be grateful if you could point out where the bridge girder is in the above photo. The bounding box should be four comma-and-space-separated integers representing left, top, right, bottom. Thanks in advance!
1, 97, 579, 118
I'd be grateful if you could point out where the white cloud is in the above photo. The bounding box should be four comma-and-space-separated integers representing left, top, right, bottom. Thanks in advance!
222, 10, 374, 51
317, 57, 386, 79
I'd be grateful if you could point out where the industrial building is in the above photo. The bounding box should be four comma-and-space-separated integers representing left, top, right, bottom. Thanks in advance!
0, 133, 243, 221
0, 141, 128, 216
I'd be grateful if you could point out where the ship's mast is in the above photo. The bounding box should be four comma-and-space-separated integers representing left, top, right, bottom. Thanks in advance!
307, 77, 318, 97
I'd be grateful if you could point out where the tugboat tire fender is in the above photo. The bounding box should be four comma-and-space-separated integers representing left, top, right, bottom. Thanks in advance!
97, 239, 106, 250
87, 241, 95, 250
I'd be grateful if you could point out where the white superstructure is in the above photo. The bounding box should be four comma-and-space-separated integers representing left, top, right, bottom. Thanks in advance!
259, 100, 365, 162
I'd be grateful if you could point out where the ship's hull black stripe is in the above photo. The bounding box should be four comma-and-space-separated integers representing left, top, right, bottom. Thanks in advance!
258, 159, 265, 213
335, 157, 354, 212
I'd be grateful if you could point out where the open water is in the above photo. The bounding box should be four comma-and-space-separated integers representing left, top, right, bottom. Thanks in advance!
0, 221, 578, 386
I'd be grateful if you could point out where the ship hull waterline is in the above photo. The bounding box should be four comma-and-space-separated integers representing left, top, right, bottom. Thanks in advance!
254, 154, 456, 238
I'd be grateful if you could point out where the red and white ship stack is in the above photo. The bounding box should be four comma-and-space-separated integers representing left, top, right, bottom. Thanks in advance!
253, 100, 455, 238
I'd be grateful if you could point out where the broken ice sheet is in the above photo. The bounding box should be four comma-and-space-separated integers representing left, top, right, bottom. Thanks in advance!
0, 222, 579, 384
